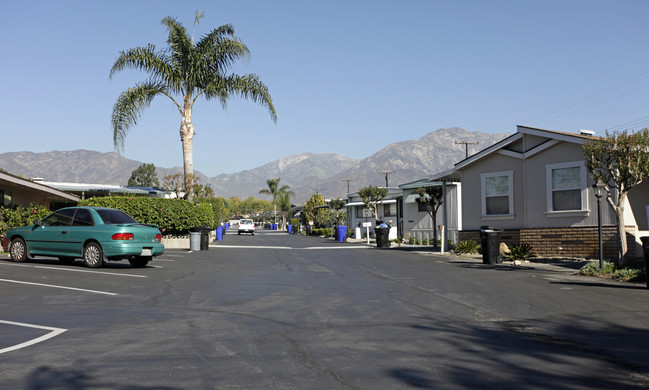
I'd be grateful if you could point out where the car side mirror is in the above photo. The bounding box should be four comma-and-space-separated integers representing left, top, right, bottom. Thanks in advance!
33, 219, 42, 227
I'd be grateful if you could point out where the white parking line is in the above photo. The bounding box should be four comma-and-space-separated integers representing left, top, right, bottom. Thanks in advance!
0, 263, 145, 278
210, 245, 369, 250
0, 320, 67, 355
0, 278, 117, 296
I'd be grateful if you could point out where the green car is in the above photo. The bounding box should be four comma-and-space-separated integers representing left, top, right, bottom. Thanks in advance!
6, 206, 164, 268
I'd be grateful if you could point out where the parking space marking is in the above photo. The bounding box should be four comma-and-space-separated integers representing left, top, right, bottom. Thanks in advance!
0, 320, 67, 355
211, 245, 369, 250
0, 278, 118, 296
0, 263, 146, 278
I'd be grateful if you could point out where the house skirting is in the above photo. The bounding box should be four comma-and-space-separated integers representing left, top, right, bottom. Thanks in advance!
459, 226, 625, 259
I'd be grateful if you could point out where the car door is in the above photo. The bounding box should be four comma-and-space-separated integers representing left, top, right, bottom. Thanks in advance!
67, 208, 95, 256
27, 208, 75, 256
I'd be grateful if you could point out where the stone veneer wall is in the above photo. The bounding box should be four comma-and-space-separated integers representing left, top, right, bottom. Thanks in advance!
459, 226, 623, 259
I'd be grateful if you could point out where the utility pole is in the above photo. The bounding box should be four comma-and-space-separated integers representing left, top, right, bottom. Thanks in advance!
379, 171, 395, 187
455, 141, 479, 158
342, 179, 353, 194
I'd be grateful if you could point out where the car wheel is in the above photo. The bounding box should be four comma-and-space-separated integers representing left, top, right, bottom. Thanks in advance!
83, 242, 104, 268
9, 238, 29, 263
238, 231, 241, 235
58, 257, 76, 265
128, 256, 151, 268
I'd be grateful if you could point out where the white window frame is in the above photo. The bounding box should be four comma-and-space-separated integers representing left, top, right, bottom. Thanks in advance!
481, 170, 513, 218
545, 161, 588, 216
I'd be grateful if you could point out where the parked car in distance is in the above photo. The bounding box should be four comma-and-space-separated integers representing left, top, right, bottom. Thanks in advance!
238, 219, 255, 235
6, 206, 164, 268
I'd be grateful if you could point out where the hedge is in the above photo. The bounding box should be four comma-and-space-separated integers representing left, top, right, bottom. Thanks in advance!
0, 204, 50, 238
78, 196, 215, 235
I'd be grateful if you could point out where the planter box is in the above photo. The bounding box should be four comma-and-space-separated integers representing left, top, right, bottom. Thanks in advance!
161, 236, 190, 250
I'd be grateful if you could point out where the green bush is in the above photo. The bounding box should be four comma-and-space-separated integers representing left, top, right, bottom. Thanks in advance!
311, 227, 332, 237
504, 243, 533, 261
79, 196, 214, 235
0, 204, 50, 238
455, 240, 480, 255
577, 261, 645, 282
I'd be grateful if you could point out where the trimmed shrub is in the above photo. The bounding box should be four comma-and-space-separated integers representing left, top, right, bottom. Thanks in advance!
0, 204, 50, 238
79, 196, 214, 235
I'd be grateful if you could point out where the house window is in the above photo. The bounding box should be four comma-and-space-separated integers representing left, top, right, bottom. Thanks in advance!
546, 162, 586, 212
384, 203, 396, 217
1, 189, 11, 207
418, 202, 432, 212
481, 171, 513, 216
356, 206, 371, 218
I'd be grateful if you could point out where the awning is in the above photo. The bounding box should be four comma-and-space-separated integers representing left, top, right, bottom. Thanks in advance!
344, 199, 397, 207
404, 193, 420, 204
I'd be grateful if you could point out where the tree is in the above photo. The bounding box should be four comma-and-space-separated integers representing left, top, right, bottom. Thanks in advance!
583, 129, 649, 265
329, 198, 347, 225
302, 193, 328, 232
127, 163, 160, 187
162, 173, 184, 199
110, 13, 277, 201
259, 178, 294, 226
193, 183, 214, 199
358, 185, 388, 221
415, 186, 443, 249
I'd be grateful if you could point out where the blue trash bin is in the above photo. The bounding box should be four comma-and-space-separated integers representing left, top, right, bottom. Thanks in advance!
216, 226, 223, 241
337, 226, 347, 242
288, 225, 293, 234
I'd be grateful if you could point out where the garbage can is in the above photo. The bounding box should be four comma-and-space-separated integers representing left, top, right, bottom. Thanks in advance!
216, 226, 224, 241
189, 231, 201, 251
374, 227, 390, 248
640, 237, 649, 289
337, 226, 348, 242
480, 226, 502, 264
288, 225, 293, 234
190, 226, 210, 250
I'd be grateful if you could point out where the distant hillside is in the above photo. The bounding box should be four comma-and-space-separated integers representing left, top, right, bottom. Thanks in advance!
0, 128, 510, 203
295, 128, 510, 199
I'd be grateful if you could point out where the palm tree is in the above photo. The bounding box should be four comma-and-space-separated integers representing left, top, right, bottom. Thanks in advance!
110, 13, 277, 201
259, 178, 294, 228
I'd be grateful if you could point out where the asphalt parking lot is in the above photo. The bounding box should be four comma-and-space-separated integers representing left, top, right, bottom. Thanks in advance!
1, 230, 648, 389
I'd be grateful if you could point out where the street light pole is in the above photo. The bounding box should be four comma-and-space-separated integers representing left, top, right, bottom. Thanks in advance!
592, 180, 606, 269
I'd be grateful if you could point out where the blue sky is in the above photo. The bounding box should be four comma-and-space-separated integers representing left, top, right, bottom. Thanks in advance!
2, 0, 649, 177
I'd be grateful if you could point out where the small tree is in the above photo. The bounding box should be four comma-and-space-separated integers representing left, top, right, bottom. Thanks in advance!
415, 186, 443, 249
358, 185, 388, 221
302, 193, 328, 233
128, 163, 160, 187
583, 129, 649, 265
329, 198, 347, 225
163, 173, 184, 199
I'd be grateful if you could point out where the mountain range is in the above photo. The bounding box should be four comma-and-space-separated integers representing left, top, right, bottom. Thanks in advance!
0, 128, 510, 202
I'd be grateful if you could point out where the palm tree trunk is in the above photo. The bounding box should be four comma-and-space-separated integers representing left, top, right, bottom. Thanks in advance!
180, 105, 195, 201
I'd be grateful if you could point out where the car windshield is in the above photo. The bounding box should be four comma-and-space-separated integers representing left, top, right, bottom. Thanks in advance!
96, 209, 139, 225
241, 220, 253, 224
